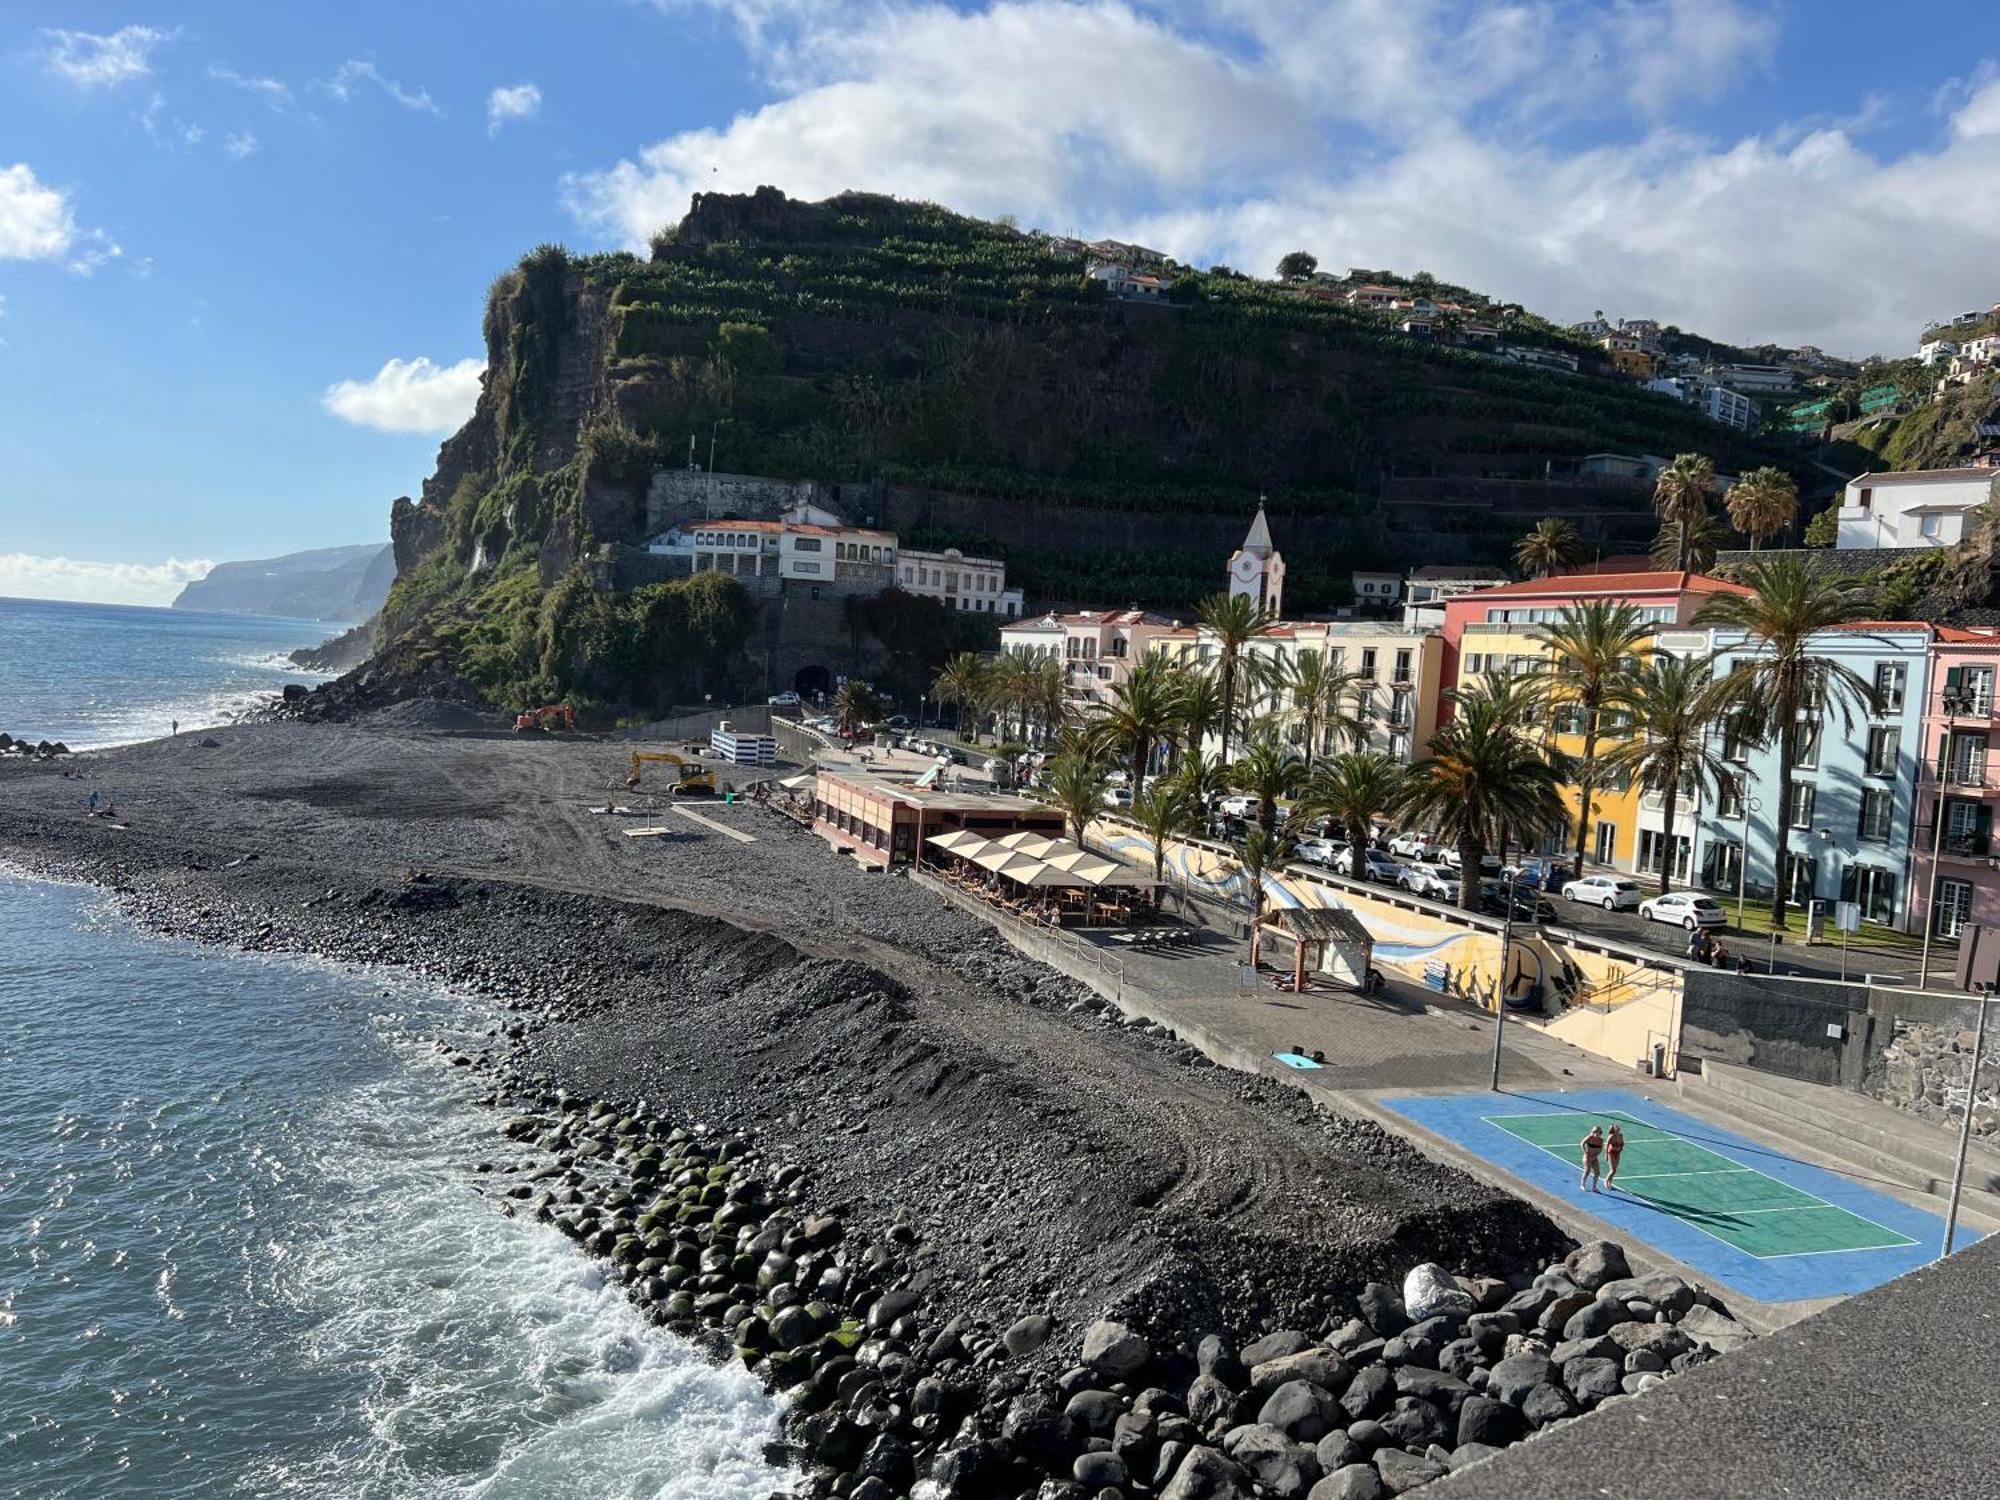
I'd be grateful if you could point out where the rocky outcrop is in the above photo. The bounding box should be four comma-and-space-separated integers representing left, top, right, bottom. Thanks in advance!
173, 543, 393, 622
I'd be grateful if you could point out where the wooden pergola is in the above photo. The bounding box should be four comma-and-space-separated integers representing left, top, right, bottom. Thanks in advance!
1253, 906, 1375, 993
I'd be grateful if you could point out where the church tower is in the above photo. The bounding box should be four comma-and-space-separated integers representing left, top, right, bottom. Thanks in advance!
1227, 500, 1285, 617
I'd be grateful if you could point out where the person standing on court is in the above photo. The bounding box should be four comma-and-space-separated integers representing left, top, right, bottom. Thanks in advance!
1604, 1123, 1626, 1188
1580, 1123, 1605, 1192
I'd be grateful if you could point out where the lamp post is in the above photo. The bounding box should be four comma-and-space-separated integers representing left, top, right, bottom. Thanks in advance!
1920, 688, 1975, 989
1490, 862, 1520, 1092
1734, 791, 1762, 934
1943, 992, 1992, 1259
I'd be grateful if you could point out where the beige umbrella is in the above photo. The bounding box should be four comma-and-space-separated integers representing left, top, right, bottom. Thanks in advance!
1041, 849, 1123, 884
992, 830, 1046, 850
928, 830, 990, 855
1005, 833, 1070, 860
973, 847, 1045, 877
1012, 864, 1091, 888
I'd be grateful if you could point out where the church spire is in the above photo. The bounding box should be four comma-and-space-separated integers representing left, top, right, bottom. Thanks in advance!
1240, 497, 1275, 557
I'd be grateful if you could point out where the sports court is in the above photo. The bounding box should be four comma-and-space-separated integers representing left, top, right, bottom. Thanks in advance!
1383, 1088, 1973, 1303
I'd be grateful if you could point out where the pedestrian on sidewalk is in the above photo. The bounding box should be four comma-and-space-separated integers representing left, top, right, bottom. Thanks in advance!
1685, 925, 1704, 959
1604, 1123, 1626, 1188
1580, 1124, 1605, 1192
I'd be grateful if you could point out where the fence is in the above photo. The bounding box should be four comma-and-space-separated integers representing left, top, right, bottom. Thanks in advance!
911, 865, 1125, 1004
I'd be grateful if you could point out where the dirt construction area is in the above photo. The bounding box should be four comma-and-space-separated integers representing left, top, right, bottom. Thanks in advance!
0, 721, 1570, 1343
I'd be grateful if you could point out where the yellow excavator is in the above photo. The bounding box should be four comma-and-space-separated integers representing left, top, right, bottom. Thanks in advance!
627, 750, 718, 797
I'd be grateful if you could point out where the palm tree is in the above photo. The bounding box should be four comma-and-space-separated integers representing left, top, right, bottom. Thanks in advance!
1295, 752, 1406, 884
1095, 654, 1181, 797
1399, 692, 1569, 912
930, 652, 990, 741
1725, 466, 1801, 551
1196, 590, 1276, 761
1513, 517, 1586, 579
832, 680, 884, 734
1234, 825, 1282, 935
1230, 736, 1304, 834
1597, 654, 1733, 894
1650, 512, 1723, 573
1278, 648, 1363, 768
1043, 748, 1113, 848
1166, 748, 1233, 819
1653, 452, 1718, 571
992, 653, 1037, 741
1130, 782, 1199, 890
1531, 601, 1653, 879
1695, 555, 1873, 927
1167, 665, 1223, 767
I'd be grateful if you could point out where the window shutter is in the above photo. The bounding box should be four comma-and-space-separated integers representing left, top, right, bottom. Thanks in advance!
1947, 666, 1965, 692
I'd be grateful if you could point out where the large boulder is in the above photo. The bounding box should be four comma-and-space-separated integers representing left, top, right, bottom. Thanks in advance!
1487, 1353, 1553, 1406
1376, 1395, 1451, 1450
1188, 1372, 1245, 1431
1381, 1315, 1459, 1367
1607, 1321, 1694, 1362
1680, 1305, 1755, 1354
1242, 1329, 1313, 1366
1082, 1320, 1152, 1381
1252, 1348, 1353, 1400
1223, 1423, 1321, 1498
1597, 1272, 1697, 1317
1340, 1365, 1396, 1421
1402, 1263, 1477, 1321
1561, 1296, 1629, 1342
1160, 1445, 1253, 1500
1310, 1465, 1387, 1500
1563, 1240, 1631, 1292
1260, 1380, 1342, 1443
1199, 1335, 1247, 1385
1456, 1394, 1525, 1448
1562, 1356, 1624, 1404
1005, 1314, 1054, 1356
1393, 1366, 1472, 1414
1373, 1447, 1450, 1495
1357, 1282, 1408, 1336
1065, 1388, 1126, 1435
1537, 1290, 1594, 1337
1073, 1451, 1130, 1490
1521, 1381, 1577, 1427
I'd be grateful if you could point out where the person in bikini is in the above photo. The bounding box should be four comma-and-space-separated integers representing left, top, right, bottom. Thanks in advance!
1580, 1123, 1605, 1192
1604, 1123, 1626, 1189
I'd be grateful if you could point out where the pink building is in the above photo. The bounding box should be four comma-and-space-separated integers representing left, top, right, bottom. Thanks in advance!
1908, 627, 2000, 941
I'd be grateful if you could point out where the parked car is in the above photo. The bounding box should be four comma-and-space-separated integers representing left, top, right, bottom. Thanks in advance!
1503, 859, 1572, 891
1216, 794, 1257, 820
883, 714, 912, 730
1108, 786, 1134, 808
1638, 891, 1728, 929
1337, 848, 1404, 882
1560, 874, 1646, 911
1401, 864, 1459, 901
1387, 830, 1434, 859
1438, 847, 1504, 873
1293, 836, 1344, 869
1480, 881, 1557, 923
767, 690, 801, 707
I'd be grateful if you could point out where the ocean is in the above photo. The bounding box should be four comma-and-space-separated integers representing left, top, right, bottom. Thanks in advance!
0, 607, 795, 1498
0, 596, 339, 751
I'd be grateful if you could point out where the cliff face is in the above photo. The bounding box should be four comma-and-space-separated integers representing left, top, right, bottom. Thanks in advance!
173, 543, 393, 622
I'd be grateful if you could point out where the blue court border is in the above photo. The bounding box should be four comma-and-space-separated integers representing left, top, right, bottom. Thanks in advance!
1381, 1087, 1978, 1302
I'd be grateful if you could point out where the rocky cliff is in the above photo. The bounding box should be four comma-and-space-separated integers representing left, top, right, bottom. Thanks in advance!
173, 542, 393, 622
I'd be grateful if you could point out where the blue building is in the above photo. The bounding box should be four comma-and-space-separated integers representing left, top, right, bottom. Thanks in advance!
1689, 623, 1933, 930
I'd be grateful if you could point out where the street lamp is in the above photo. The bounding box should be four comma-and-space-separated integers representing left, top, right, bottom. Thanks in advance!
1734, 789, 1762, 934
1490, 861, 1522, 1092
1920, 686, 1977, 989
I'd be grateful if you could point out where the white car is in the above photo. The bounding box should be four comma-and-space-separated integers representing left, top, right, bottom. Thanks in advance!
1638, 891, 1727, 930
1387, 830, 1434, 859
1108, 786, 1134, 808
1293, 837, 1344, 869
1337, 848, 1404, 882
1561, 875, 1646, 911
1216, 794, 1257, 820
767, 690, 801, 706
1438, 847, 1503, 874
1400, 864, 1459, 900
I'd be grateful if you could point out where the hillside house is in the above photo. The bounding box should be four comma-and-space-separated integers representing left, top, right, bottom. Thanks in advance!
897, 546, 1023, 617
1836, 469, 1998, 550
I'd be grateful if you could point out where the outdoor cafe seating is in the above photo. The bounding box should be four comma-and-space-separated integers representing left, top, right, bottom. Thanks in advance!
921, 830, 1162, 928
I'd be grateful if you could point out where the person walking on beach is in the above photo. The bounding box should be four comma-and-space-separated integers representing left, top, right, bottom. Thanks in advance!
1604, 1123, 1626, 1189
171, 719, 178, 737
1580, 1123, 1605, 1192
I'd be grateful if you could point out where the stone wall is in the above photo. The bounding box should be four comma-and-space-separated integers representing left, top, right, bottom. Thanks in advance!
643, 469, 883, 535
1678, 970, 1879, 1088
1711, 545, 1936, 576
1861, 1003, 1999, 1138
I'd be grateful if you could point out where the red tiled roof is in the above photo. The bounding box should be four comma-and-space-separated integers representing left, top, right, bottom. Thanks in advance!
1449, 570, 1751, 602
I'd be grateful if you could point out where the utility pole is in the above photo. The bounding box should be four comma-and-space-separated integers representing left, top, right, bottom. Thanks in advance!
1920, 689, 1972, 989
1491, 864, 1519, 1091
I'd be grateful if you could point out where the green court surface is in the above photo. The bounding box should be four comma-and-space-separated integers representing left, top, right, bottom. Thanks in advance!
1485, 1109, 1917, 1259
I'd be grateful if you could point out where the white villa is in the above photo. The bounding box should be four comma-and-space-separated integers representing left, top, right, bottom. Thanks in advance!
1835, 469, 1998, 551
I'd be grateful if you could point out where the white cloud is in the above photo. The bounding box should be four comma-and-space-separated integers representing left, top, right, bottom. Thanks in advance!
223, 132, 259, 161
487, 82, 543, 135
0, 163, 76, 262
323, 59, 442, 116
0, 553, 212, 607
569, 1, 2000, 354
42, 24, 172, 88
322, 356, 484, 434
209, 61, 296, 112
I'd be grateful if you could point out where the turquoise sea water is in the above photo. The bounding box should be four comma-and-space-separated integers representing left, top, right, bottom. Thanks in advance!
0, 597, 337, 750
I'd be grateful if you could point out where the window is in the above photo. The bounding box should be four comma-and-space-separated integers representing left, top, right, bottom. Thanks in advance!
793, 537, 822, 553
1390, 690, 1412, 728
1795, 719, 1821, 770
1359, 648, 1378, 679
1394, 649, 1413, 682
1922, 514, 1943, 539
1864, 727, 1899, 777
1873, 662, 1905, 712
1717, 773, 1745, 820
1948, 731, 1990, 785
1937, 879, 1975, 939
1784, 851, 1817, 906
1702, 840, 1743, 892
1842, 866, 1899, 925
793, 560, 821, 574
1944, 799, 1993, 857
1464, 653, 1484, 674
1947, 665, 1996, 715
1788, 782, 1815, 830
1723, 719, 1752, 764
1859, 788, 1893, 842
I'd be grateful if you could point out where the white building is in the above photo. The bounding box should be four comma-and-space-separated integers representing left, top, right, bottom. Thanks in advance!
1920, 339, 1961, 367
897, 546, 1024, 617
1646, 376, 1758, 432
1227, 505, 1286, 615
999, 608, 1178, 715
1707, 362, 1795, 396
1835, 468, 1998, 551
1351, 570, 1403, 610
1401, 565, 1509, 629
647, 503, 896, 584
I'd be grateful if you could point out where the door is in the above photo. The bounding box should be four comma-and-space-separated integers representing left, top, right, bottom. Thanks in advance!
1936, 879, 1974, 939
1594, 821, 1617, 866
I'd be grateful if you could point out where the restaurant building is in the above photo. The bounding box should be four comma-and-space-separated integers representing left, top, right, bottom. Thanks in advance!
811, 763, 1063, 870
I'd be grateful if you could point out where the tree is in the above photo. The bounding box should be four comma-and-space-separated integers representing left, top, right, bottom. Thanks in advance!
1399, 690, 1568, 912
1043, 747, 1113, 847
832, 679, 884, 733
1278, 648, 1363, 768
1230, 735, 1304, 834
1695, 555, 1873, 927
1725, 466, 1801, 550
1531, 601, 1652, 880
1168, 666, 1224, 767
1130, 782, 1199, 890
1653, 453, 1718, 570
1295, 752, 1406, 885
1650, 511, 1723, 573
1095, 654, 1181, 797
930, 652, 990, 740
1277, 251, 1318, 282
1803, 508, 1839, 548
1196, 590, 1277, 762
1596, 654, 1732, 894
1234, 825, 1282, 935
1513, 517, 1587, 579
1166, 748, 1233, 817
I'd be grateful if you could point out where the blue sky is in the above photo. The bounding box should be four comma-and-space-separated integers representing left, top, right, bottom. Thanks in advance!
4, 1, 1998, 604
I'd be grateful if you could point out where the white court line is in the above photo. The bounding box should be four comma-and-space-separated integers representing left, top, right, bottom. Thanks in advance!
1612, 1168, 1747, 1180
670, 805, 758, 843
1478, 1109, 1913, 1261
